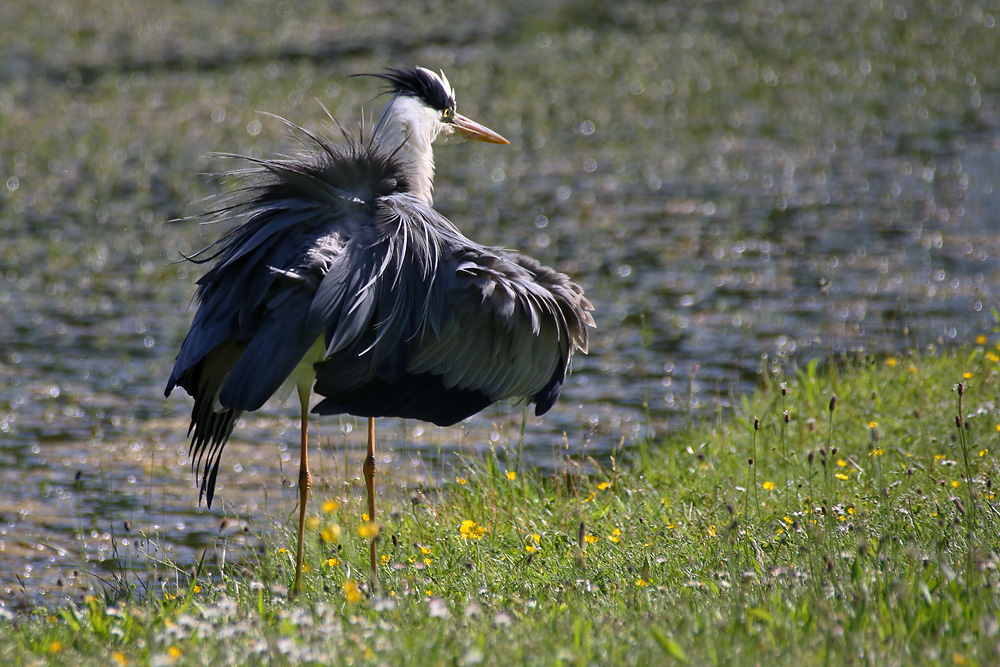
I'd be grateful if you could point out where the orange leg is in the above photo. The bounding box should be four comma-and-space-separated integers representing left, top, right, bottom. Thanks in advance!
363, 416, 378, 583
292, 386, 312, 597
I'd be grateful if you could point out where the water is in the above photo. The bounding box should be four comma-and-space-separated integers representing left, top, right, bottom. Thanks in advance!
2, 0, 999, 606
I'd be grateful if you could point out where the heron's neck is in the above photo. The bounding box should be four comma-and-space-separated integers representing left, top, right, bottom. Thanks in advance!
374, 97, 439, 207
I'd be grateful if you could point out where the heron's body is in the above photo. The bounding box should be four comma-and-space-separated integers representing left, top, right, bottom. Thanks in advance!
165, 67, 594, 593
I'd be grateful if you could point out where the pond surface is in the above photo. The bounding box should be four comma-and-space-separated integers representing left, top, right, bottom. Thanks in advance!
2, 0, 999, 607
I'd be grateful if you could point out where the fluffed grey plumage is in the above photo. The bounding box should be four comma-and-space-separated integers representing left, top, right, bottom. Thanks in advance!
166, 79, 594, 507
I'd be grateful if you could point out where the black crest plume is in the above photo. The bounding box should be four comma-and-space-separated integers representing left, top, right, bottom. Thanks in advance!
363, 66, 456, 112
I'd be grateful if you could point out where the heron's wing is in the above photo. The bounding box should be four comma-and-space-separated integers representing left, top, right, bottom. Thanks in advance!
407, 247, 593, 413
312, 195, 594, 425
165, 159, 379, 506
165, 161, 370, 402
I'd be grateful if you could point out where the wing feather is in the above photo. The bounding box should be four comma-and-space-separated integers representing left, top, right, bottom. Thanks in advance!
312, 194, 593, 421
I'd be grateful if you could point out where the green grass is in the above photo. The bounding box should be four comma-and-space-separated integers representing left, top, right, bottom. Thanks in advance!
3, 343, 1000, 665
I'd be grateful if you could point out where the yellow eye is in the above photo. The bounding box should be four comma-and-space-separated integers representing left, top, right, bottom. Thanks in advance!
442, 108, 455, 121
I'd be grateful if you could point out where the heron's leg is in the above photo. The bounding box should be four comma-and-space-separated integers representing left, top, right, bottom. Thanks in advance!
363, 416, 378, 583
292, 385, 312, 596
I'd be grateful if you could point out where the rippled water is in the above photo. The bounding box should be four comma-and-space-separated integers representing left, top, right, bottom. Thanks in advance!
2, 0, 999, 606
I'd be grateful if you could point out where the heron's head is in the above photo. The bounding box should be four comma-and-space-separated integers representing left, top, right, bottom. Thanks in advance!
368, 67, 508, 147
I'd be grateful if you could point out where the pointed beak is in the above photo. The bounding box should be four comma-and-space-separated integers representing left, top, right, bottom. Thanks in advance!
451, 113, 509, 144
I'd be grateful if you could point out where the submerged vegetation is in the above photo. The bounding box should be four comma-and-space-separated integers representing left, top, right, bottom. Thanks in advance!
3, 343, 1000, 665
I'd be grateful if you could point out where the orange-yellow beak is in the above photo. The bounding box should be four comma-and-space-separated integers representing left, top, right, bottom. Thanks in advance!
451, 113, 509, 144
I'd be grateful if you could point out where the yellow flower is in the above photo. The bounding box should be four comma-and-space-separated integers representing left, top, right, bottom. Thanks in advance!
167, 646, 181, 661
525, 544, 537, 554
277, 548, 288, 555
343, 579, 363, 603
908, 364, 918, 375
306, 516, 320, 530
597, 481, 611, 490
934, 454, 947, 461
506, 471, 517, 481
847, 507, 856, 515
424, 558, 433, 566
583, 534, 600, 543
459, 519, 486, 540
976, 334, 988, 345
113, 652, 128, 666
419, 545, 432, 555
951, 480, 961, 488
886, 357, 898, 367
582, 491, 597, 503
835, 473, 849, 481
321, 525, 342, 543
326, 558, 340, 567
868, 421, 878, 429
635, 578, 649, 587
381, 554, 391, 564
302, 563, 311, 574
986, 352, 999, 363
783, 516, 794, 524
362, 513, 370, 522
49, 642, 63, 654
608, 528, 622, 543
980, 449, 989, 457
836, 459, 847, 467
708, 524, 717, 536
192, 585, 202, 594
963, 372, 973, 380
762, 481, 776, 491
322, 500, 340, 514
359, 522, 379, 539
455, 476, 467, 485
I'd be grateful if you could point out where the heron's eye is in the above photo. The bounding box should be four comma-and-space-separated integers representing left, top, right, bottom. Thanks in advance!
442, 108, 455, 121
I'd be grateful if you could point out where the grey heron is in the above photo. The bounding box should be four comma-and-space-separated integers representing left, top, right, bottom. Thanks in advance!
165, 66, 594, 595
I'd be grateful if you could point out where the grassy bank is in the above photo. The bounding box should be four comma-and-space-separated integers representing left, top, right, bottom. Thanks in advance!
3, 342, 1000, 666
